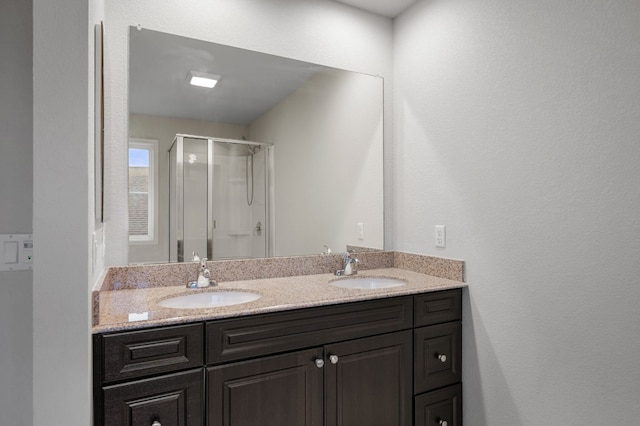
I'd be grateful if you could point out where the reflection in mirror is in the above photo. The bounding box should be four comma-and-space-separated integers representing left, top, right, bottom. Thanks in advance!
128, 27, 384, 264
168, 135, 273, 262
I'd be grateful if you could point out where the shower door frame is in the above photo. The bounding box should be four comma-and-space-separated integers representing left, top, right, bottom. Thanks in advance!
170, 133, 272, 262
170, 134, 211, 262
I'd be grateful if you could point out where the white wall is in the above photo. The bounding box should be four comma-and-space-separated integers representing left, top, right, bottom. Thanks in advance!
250, 69, 384, 255
104, 0, 394, 266
0, 1, 33, 423
33, 1, 104, 425
129, 113, 247, 263
394, 0, 640, 423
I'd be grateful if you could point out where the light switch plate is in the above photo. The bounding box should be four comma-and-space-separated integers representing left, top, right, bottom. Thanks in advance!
3, 241, 18, 264
435, 225, 446, 248
0, 234, 33, 271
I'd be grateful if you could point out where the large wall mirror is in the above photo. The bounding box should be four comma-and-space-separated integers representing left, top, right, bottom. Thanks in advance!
128, 27, 384, 264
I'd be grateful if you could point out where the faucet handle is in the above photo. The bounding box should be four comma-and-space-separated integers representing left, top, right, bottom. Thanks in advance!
199, 258, 208, 268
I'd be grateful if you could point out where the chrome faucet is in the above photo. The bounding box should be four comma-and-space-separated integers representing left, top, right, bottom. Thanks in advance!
335, 252, 359, 276
200, 257, 211, 279
187, 258, 217, 288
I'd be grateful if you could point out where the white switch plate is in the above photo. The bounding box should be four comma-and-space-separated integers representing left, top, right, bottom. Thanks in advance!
357, 222, 364, 240
0, 234, 33, 271
3, 241, 18, 264
435, 225, 446, 248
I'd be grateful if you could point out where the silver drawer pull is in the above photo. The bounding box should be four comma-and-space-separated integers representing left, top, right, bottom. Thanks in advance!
438, 354, 447, 363
315, 358, 325, 368
439, 420, 448, 426
152, 421, 161, 426
329, 354, 339, 364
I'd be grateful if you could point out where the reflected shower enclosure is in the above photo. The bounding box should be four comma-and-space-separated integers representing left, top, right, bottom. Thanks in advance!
169, 134, 273, 262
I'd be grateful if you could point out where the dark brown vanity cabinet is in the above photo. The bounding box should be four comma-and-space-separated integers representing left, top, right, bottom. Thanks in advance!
415, 384, 462, 426
102, 369, 204, 426
207, 347, 325, 426
324, 331, 412, 426
94, 289, 463, 426
205, 296, 413, 426
93, 323, 205, 426
207, 331, 412, 426
413, 290, 463, 426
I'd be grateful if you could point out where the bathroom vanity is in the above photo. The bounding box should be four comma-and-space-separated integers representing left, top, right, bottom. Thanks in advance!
93, 284, 462, 426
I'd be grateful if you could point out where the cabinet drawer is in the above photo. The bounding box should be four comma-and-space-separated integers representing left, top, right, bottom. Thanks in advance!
415, 384, 462, 426
414, 289, 462, 327
98, 323, 204, 383
101, 369, 203, 426
414, 322, 462, 394
207, 296, 413, 364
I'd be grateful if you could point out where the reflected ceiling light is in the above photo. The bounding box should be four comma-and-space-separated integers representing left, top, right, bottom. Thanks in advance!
188, 71, 221, 88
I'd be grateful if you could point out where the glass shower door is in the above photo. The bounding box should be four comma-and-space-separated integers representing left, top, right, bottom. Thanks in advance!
169, 135, 213, 262
169, 135, 271, 262
182, 137, 211, 261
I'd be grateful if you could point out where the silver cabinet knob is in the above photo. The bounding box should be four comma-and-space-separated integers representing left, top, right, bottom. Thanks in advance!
152, 421, 161, 426
329, 354, 339, 364
315, 358, 325, 368
438, 354, 447, 363
439, 420, 448, 426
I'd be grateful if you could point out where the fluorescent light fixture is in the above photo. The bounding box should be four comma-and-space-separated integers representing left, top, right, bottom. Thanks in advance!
188, 71, 221, 88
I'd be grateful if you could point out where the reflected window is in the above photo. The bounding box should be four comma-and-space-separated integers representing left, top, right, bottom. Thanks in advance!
128, 139, 158, 242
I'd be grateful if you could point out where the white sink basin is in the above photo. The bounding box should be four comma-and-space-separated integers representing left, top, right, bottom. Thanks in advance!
158, 291, 261, 309
330, 277, 407, 290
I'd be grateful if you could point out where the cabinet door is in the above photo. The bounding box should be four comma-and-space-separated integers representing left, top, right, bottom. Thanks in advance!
415, 322, 462, 394
325, 330, 412, 426
207, 347, 324, 426
102, 369, 203, 426
415, 384, 462, 426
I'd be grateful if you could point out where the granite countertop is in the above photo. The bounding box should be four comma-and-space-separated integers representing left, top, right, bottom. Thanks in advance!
93, 267, 466, 334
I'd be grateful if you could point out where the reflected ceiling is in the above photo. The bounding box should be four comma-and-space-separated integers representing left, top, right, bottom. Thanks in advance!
129, 29, 322, 124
